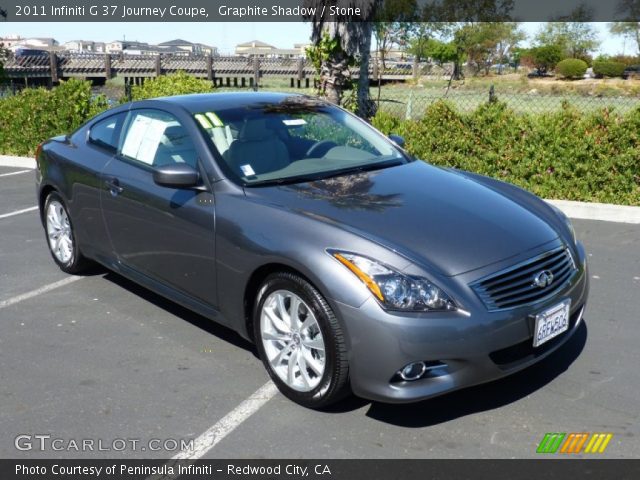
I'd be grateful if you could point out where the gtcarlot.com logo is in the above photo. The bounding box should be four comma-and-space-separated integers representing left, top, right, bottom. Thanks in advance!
536, 432, 613, 454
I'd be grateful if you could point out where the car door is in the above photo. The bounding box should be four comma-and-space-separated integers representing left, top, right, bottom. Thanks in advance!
70, 111, 128, 258
100, 108, 217, 307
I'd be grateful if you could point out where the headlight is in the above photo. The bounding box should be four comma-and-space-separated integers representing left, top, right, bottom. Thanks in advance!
550, 204, 576, 244
330, 251, 456, 312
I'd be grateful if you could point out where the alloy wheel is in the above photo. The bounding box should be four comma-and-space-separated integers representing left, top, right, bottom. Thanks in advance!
260, 289, 326, 392
46, 200, 73, 264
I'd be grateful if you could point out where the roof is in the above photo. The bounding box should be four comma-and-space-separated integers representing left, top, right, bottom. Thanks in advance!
157, 91, 318, 113
236, 40, 275, 49
158, 39, 194, 46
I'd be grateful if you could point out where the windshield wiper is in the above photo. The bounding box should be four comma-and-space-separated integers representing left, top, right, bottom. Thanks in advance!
245, 159, 405, 188
316, 158, 405, 180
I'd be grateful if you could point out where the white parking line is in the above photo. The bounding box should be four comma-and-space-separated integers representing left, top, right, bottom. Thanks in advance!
0, 206, 38, 220
0, 169, 31, 178
148, 381, 278, 479
175, 381, 278, 460
0, 276, 84, 310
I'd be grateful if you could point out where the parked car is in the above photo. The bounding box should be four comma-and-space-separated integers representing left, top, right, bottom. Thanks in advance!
622, 65, 640, 79
36, 92, 589, 408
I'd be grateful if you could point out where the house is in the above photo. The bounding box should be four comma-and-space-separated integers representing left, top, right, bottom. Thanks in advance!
5, 37, 60, 52
235, 40, 276, 57
106, 40, 159, 55
63, 40, 105, 53
0, 34, 25, 49
157, 39, 217, 56
235, 40, 305, 58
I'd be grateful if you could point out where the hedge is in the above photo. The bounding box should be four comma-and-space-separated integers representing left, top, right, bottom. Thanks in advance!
593, 60, 626, 78
0, 79, 108, 156
128, 71, 215, 101
0, 73, 216, 156
372, 101, 640, 206
556, 58, 588, 79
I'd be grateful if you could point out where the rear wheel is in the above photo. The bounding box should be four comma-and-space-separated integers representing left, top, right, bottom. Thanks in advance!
254, 272, 350, 408
44, 192, 90, 274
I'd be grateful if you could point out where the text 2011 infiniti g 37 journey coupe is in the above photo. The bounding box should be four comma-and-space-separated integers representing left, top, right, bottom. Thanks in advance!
36, 92, 589, 408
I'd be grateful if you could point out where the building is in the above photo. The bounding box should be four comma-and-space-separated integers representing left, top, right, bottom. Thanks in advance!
2, 36, 60, 52
235, 40, 305, 58
63, 40, 105, 53
157, 39, 217, 56
0, 34, 25, 49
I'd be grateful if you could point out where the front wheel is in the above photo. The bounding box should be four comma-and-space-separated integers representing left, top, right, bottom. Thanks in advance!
253, 272, 350, 409
44, 192, 90, 274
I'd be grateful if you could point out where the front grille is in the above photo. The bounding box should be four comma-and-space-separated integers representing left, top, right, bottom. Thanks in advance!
472, 247, 577, 311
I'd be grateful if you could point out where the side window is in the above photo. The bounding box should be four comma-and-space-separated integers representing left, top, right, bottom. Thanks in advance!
88, 113, 126, 153
120, 110, 198, 168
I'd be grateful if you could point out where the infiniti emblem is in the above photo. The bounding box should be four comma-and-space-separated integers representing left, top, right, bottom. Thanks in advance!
533, 270, 554, 288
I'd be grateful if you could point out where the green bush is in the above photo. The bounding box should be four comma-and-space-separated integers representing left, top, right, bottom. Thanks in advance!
373, 102, 640, 205
555, 58, 588, 79
593, 60, 626, 78
129, 71, 214, 101
0, 79, 108, 156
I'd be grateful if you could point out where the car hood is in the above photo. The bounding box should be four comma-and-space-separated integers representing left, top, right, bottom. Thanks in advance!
244, 161, 559, 276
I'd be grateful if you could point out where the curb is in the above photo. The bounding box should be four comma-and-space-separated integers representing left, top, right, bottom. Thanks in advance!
0, 155, 36, 169
545, 199, 640, 225
1, 155, 639, 224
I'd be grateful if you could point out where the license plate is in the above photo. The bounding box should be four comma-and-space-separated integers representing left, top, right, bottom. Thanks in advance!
533, 299, 571, 347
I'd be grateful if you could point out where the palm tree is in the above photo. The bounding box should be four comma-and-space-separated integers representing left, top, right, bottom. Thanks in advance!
304, 0, 380, 117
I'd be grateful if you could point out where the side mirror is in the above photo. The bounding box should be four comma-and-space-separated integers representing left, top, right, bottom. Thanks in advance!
153, 164, 200, 189
388, 134, 405, 148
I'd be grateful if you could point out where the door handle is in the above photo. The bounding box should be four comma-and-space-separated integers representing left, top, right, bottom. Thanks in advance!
105, 178, 124, 196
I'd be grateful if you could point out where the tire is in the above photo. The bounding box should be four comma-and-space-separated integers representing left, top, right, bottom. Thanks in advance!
43, 192, 91, 274
253, 272, 350, 409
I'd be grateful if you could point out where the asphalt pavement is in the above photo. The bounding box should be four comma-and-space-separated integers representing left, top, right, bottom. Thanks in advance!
0, 165, 638, 459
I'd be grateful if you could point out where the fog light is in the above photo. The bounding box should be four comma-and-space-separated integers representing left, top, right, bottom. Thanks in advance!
399, 362, 427, 381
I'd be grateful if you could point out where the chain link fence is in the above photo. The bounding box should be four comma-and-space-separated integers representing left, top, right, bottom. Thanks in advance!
371, 85, 640, 119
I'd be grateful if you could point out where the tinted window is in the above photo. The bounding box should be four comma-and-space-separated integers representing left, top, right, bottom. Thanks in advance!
120, 110, 198, 168
193, 96, 405, 186
88, 113, 126, 152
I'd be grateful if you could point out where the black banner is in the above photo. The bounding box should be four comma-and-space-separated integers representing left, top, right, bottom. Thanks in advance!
3, 459, 640, 480
1, 0, 639, 22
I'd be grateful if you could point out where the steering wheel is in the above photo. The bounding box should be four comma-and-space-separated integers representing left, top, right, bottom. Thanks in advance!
305, 140, 338, 158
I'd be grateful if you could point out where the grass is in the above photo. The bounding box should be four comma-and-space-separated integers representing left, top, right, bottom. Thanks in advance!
93, 73, 640, 117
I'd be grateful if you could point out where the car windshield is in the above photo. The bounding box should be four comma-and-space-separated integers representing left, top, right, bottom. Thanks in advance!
193, 96, 407, 186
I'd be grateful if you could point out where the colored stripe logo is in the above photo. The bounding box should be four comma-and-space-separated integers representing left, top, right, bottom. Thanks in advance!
537, 433, 613, 454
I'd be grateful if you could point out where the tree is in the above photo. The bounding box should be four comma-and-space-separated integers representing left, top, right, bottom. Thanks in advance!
1, 8, 10, 82
609, 22, 640, 56
433, 0, 516, 79
304, 0, 380, 117
372, 0, 416, 69
534, 7, 598, 60
458, 22, 524, 75
523, 44, 563, 75
424, 38, 458, 65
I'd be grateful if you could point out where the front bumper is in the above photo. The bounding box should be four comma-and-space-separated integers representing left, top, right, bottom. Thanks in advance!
336, 241, 590, 403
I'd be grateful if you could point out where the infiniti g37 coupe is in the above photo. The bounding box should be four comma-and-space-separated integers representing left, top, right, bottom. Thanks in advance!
36, 92, 589, 408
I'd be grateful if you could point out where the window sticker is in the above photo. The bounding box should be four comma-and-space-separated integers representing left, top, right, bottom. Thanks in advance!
283, 118, 307, 126
121, 115, 168, 165
240, 164, 256, 176
195, 114, 212, 129
205, 112, 224, 127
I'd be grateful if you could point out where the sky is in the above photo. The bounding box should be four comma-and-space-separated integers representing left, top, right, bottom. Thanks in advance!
0, 22, 629, 56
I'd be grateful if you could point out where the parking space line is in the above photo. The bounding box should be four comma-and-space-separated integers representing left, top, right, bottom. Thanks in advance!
0, 276, 84, 310
173, 381, 278, 460
0, 169, 32, 178
149, 382, 278, 479
0, 206, 38, 220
